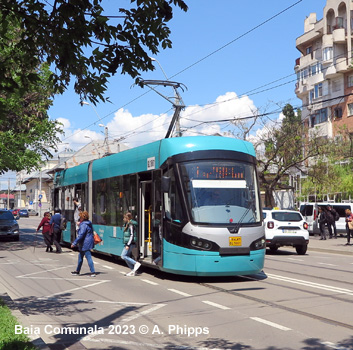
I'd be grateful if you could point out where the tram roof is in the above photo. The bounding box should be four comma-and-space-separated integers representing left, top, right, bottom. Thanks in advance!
55, 136, 255, 185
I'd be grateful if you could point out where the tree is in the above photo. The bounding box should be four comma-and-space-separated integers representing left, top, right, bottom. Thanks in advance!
299, 126, 353, 201
0, 13, 63, 174
0, 0, 188, 174
0, 0, 188, 105
254, 104, 325, 208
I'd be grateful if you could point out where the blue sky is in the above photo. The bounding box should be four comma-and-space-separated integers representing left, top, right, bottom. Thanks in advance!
1, 0, 326, 190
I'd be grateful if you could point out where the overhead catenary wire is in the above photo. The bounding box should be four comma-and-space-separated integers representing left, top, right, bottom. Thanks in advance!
59, 0, 304, 145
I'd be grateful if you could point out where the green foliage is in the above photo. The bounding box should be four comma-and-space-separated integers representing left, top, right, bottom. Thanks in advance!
0, 13, 62, 174
0, 1, 188, 174
300, 157, 353, 200
0, 299, 38, 350
257, 104, 324, 207
0, 0, 188, 105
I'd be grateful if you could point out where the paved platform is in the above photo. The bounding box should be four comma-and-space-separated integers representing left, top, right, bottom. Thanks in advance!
308, 234, 353, 256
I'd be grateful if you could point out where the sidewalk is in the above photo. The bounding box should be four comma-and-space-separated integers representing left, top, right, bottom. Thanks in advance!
308, 234, 353, 256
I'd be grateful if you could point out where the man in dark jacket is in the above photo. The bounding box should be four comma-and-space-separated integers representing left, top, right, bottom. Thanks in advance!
49, 207, 63, 253
318, 207, 327, 240
326, 206, 338, 239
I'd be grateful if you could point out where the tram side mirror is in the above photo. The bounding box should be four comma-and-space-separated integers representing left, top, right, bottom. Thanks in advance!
162, 176, 171, 193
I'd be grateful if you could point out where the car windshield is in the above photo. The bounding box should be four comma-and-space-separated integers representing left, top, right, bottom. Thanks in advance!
272, 212, 302, 222
180, 160, 261, 224
0, 211, 15, 220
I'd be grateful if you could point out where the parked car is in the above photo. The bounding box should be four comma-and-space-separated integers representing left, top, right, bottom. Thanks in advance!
19, 209, 29, 217
0, 210, 20, 241
10, 209, 20, 216
263, 209, 309, 255
27, 209, 39, 216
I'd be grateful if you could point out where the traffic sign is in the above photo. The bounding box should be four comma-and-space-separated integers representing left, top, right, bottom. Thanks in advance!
38, 194, 43, 199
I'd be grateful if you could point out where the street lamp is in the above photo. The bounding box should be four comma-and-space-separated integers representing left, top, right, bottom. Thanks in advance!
81, 101, 103, 122
149, 57, 169, 81
98, 124, 109, 154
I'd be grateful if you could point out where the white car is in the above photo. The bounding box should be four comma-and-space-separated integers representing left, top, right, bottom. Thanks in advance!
263, 209, 309, 255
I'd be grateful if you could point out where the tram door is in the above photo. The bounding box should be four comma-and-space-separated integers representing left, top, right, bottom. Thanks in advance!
139, 181, 153, 259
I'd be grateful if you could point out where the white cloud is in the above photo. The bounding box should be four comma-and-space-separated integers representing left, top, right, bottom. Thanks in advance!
60, 91, 260, 150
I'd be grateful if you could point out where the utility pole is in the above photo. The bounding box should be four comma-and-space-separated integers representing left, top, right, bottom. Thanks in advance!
7, 178, 10, 209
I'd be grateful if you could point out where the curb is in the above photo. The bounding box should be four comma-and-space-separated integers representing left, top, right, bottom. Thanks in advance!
0, 293, 51, 350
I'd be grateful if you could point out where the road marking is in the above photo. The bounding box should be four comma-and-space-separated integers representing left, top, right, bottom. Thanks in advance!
44, 280, 110, 297
122, 303, 166, 322
102, 265, 114, 270
250, 317, 291, 331
318, 262, 337, 267
287, 258, 304, 262
16, 266, 70, 278
202, 300, 230, 310
168, 289, 192, 297
39, 297, 166, 324
321, 341, 349, 350
142, 279, 159, 285
267, 274, 353, 296
82, 336, 224, 349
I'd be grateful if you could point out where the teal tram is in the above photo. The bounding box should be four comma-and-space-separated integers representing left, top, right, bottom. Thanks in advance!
53, 136, 265, 276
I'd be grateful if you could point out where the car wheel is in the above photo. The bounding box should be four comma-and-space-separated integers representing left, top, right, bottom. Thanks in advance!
269, 246, 278, 252
295, 244, 307, 255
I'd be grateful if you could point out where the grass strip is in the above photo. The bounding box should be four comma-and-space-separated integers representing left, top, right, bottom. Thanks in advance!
0, 298, 38, 350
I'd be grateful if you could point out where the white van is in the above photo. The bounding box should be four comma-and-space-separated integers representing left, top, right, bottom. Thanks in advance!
299, 202, 353, 236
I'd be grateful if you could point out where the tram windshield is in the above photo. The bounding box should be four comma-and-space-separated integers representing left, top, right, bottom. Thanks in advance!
180, 161, 261, 225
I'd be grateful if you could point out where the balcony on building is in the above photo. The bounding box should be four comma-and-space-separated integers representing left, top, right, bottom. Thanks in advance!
333, 27, 346, 43
332, 17, 346, 43
336, 56, 348, 72
325, 65, 338, 79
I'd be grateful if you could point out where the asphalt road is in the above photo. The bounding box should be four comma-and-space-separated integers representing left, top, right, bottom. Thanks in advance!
1, 217, 353, 350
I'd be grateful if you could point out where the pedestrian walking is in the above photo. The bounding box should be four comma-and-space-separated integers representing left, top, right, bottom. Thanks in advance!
318, 207, 327, 240
36, 211, 53, 252
49, 207, 64, 253
345, 208, 353, 246
326, 205, 338, 239
71, 211, 96, 277
73, 197, 82, 232
121, 212, 141, 276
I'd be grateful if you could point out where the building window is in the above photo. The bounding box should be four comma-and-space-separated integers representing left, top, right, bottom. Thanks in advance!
334, 107, 343, 119
314, 83, 323, 99
323, 47, 333, 61
310, 62, 322, 76
348, 75, 353, 87
311, 108, 328, 127
306, 46, 312, 55
348, 103, 353, 116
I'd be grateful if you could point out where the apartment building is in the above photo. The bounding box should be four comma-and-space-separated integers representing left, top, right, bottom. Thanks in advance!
295, 0, 353, 139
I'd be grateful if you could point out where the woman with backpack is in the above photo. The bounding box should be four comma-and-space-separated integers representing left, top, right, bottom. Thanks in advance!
121, 212, 141, 276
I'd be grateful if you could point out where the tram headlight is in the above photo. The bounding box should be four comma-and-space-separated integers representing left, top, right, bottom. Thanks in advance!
190, 237, 213, 251
250, 236, 266, 250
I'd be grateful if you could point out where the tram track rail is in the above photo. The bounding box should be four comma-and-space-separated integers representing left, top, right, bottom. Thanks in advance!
199, 279, 353, 330
265, 265, 353, 287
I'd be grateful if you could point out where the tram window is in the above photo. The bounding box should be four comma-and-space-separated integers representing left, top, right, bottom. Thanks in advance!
92, 179, 107, 225
165, 168, 183, 223
179, 161, 261, 224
